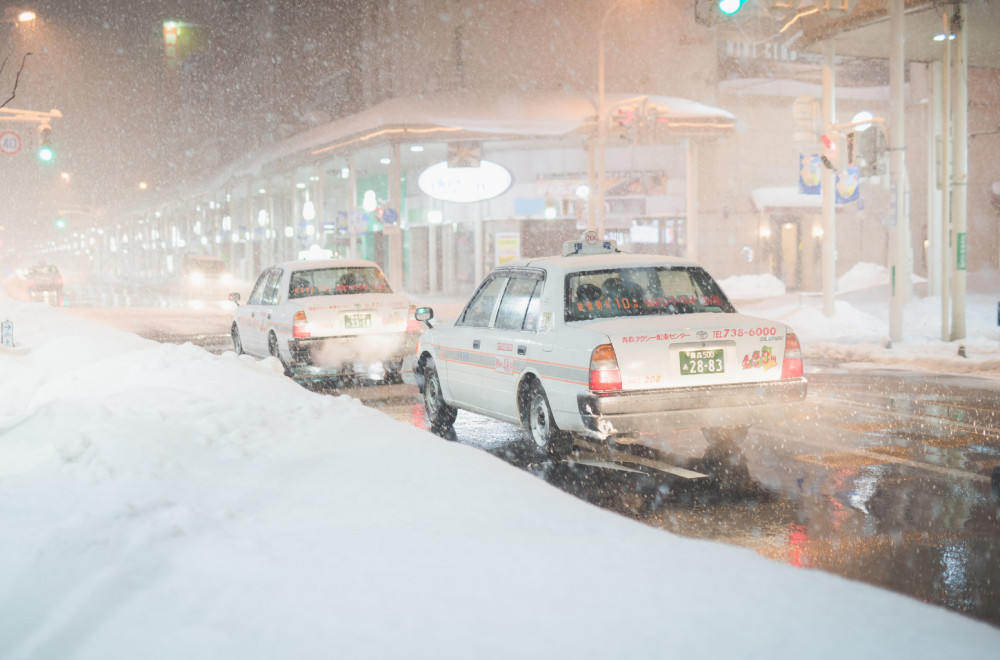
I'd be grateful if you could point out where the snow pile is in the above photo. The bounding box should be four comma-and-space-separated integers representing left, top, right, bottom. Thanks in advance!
837, 261, 928, 293
2, 297, 999, 659
775, 299, 887, 343
718, 272, 786, 300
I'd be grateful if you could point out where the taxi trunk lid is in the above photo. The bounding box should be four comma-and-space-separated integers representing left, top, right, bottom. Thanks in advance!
585, 314, 790, 390
296, 293, 410, 338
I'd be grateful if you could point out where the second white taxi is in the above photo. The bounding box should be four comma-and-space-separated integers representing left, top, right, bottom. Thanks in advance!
231, 258, 418, 382
412, 232, 807, 455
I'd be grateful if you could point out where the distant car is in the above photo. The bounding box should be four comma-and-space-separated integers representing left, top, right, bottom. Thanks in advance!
181, 254, 235, 301
25, 264, 64, 304
411, 231, 807, 455
230, 258, 419, 383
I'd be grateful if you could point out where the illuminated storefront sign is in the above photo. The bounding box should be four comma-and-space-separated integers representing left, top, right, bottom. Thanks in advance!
418, 160, 512, 203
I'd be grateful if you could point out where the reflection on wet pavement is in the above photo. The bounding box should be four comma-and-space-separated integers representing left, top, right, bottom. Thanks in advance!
330, 371, 1000, 628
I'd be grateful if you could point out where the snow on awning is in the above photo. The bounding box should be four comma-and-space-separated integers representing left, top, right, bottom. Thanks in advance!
752, 187, 822, 213
215, 90, 735, 183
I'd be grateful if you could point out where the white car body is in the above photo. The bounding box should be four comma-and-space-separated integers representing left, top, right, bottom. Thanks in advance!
231, 258, 417, 381
413, 233, 807, 449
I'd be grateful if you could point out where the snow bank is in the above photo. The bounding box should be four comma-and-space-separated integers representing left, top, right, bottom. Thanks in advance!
718, 272, 786, 300
2, 298, 998, 659
838, 261, 928, 293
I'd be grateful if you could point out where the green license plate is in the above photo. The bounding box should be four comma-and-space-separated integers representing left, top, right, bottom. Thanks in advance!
344, 313, 372, 330
679, 349, 724, 375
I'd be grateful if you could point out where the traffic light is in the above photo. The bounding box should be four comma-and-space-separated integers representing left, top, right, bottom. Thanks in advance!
857, 126, 887, 177
819, 132, 841, 171
37, 124, 54, 162
718, 0, 747, 15
54, 216, 67, 230
694, 0, 750, 24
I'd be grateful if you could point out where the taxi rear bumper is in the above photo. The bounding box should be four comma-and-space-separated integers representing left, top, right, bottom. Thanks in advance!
576, 378, 807, 438
287, 331, 418, 378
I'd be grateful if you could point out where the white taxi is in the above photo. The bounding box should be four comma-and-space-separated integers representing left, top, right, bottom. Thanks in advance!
412, 232, 807, 455
230, 258, 418, 382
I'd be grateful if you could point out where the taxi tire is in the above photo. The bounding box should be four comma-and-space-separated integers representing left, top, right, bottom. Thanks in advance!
231, 323, 244, 355
423, 359, 458, 433
523, 381, 571, 457
268, 332, 293, 377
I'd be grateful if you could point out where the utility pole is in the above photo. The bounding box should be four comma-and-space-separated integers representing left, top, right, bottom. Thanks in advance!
821, 44, 836, 318
940, 9, 952, 341
888, 0, 908, 344
950, 5, 968, 340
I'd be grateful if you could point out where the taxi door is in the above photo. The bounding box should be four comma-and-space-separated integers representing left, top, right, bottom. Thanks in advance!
480, 271, 545, 421
431, 273, 508, 409
234, 268, 280, 356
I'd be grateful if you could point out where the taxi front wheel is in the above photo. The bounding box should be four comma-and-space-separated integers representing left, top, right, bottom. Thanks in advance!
422, 359, 458, 434
523, 381, 571, 456
231, 324, 244, 355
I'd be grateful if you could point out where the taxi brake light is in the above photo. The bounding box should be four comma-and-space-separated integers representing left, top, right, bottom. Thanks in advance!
781, 332, 803, 378
292, 310, 310, 339
589, 344, 622, 391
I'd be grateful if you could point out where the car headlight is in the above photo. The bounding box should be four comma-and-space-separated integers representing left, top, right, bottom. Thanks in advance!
188, 272, 206, 286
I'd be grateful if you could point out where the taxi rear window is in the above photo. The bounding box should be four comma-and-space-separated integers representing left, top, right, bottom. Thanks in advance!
289, 267, 392, 299
564, 266, 735, 322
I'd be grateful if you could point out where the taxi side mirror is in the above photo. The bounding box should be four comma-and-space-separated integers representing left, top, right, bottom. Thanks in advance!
229, 292, 241, 305
415, 306, 434, 328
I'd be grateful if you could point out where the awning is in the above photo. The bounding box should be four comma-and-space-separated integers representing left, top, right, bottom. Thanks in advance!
216, 90, 736, 182
751, 187, 822, 213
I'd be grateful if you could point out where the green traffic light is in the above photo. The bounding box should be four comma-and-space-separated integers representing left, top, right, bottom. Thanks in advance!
54, 217, 67, 229
38, 146, 54, 162
718, 0, 743, 15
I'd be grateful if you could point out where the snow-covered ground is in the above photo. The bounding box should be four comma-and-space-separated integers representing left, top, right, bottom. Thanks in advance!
2, 266, 1000, 659
720, 264, 1000, 378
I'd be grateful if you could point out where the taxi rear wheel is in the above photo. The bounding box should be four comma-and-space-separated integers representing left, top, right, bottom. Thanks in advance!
231, 323, 244, 355
423, 359, 458, 433
268, 332, 293, 376
523, 381, 571, 456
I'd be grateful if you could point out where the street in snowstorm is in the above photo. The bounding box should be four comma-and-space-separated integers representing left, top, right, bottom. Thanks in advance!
137, 315, 1000, 628
6, 1, 1000, 654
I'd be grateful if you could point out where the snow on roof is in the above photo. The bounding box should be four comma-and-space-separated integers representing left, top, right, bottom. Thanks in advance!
752, 186, 823, 212
215, 90, 736, 184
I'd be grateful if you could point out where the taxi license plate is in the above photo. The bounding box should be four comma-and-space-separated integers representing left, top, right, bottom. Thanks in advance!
679, 349, 724, 375
344, 313, 372, 330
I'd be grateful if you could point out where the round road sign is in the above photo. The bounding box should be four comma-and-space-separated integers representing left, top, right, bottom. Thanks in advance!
0, 130, 22, 156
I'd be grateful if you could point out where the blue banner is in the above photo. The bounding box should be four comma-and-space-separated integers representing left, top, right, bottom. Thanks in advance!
799, 154, 821, 195
836, 166, 860, 204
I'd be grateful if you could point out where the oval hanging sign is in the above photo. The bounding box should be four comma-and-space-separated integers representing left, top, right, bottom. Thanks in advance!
417, 160, 512, 203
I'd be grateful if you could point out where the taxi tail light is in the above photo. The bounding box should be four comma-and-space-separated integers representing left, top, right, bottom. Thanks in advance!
292, 311, 310, 339
781, 332, 803, 378
589, 344, 622, 391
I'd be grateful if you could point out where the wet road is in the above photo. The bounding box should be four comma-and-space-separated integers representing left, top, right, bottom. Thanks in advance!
330, 366, 1000, 628
134, 318, 1000, 627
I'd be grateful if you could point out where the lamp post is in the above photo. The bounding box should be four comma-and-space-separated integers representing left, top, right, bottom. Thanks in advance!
594, 0, 632, 239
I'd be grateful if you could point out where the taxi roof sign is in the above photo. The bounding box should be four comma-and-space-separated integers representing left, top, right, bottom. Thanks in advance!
563, 230, 618, 256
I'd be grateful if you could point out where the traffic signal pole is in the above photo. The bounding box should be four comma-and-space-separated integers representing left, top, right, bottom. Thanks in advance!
950, 7, 968, 341
888, 0, 908, 344
939, 9, 951, 341
821, 44, 836, 318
